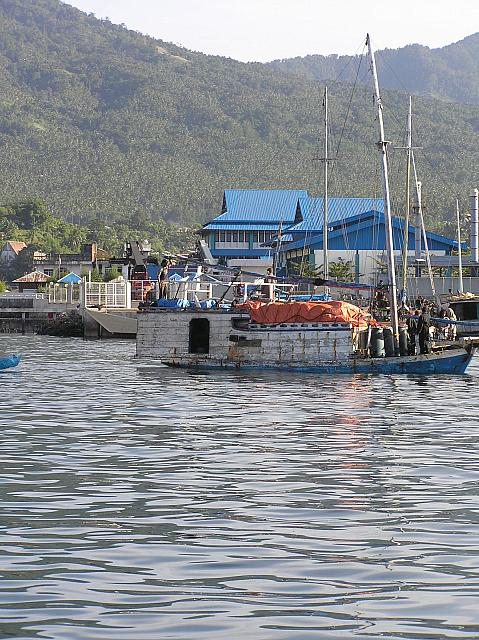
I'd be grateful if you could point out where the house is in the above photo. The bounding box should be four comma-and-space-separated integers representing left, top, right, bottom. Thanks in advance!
12, 271, 50, 293
32, 243, 102, 277
0, 241, 27, 265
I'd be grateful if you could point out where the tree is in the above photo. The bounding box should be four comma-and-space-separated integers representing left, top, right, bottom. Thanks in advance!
288, 259, 320, 278
90, 268, 104, 282
103, 266, 120, 281
328, 258, 355, 282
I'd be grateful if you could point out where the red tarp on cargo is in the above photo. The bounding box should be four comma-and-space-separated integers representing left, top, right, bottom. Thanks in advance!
240, 300, 376, 327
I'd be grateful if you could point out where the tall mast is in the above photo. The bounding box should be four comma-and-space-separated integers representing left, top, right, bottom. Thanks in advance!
322, 87, 330, 295
400, 96, 412, 296
456, 198, 463, 294
366, 34, 399, 349
411, 152, 439, 305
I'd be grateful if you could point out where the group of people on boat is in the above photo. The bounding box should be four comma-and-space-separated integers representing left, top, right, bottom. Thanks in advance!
402, 303, 457, 355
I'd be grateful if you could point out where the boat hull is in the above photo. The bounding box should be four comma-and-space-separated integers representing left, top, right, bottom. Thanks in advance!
162, 347, 475, 375
0, 354, 21, 370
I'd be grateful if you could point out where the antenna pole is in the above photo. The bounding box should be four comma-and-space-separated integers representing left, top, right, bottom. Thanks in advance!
366, 34, 399, 351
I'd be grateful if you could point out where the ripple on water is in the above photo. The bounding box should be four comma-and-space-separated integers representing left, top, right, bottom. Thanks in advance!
0, 335, 479, 639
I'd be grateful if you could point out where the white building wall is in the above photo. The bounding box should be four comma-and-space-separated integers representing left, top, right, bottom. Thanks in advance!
312, 249, 447, 283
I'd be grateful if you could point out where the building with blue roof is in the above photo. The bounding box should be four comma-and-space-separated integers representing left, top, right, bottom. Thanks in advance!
199, 189, 307, 270
200, 188, 460, 282
280, 208, 460, 283
200, 189, 387, 269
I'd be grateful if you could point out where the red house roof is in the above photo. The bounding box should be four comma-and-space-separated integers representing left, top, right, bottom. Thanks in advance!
5, 241, 27, 254
12, 271, 50, 283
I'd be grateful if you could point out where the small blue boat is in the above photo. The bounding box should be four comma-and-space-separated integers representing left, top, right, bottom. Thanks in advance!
0, 354, 21, 370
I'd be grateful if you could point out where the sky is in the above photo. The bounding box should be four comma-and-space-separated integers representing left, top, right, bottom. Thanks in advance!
64, 0, 479, 62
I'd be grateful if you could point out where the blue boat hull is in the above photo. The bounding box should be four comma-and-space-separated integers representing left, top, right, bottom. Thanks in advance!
163, 347, 475, 375
0, 354, 21, 370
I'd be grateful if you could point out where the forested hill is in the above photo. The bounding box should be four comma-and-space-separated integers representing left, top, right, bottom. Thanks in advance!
0, 0, 478, 235
268, 34, 479, 105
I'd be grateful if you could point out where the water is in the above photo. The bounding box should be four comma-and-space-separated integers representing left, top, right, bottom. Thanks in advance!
1, 335, 479, 640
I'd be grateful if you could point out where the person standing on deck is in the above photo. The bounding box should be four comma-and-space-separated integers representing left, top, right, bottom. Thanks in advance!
158, 258, 170, 299
445, 305, 457, 340
261, 268, 276, 300
417, 306, 431, 354
406, 308, 418, 355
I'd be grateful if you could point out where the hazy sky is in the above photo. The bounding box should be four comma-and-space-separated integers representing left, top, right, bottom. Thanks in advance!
64, 0, 479, 62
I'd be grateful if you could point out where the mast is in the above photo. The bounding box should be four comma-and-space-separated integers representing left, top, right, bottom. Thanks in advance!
456, 198, 463, 294
322, 87, 330, 295
400, 96, 412, 296
411, 153, 439, 305
366, 34, 400, 350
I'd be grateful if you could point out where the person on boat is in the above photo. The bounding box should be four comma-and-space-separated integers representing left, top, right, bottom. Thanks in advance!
445, 305, 457, 340
406, 309, 418, 355
261, 268, 276, 300
438, 308, 448, 341
158, 258, 170, 299
417, 306, 431, 354
415, 296, 424, 310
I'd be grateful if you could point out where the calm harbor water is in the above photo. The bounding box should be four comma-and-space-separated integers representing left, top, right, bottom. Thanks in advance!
1, 335, 479, 640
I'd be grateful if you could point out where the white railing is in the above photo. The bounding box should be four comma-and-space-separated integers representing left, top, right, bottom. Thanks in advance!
47, 284, 81, 304
168, 280, 297, 303
82, 281, 131, 309
240, 281, 297, 302
131, 279, 155, 302
0, 292, 46, 299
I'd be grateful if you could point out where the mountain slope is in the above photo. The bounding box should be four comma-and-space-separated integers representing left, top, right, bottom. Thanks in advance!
268, 34, 479, 105
0, 0, 478, 236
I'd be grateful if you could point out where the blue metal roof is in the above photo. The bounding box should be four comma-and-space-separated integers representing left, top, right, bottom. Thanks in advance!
282, 211, 458, 252
202, 223, 282, 231
56, 272, 82, 284
289, 196, 384, 233
209, 189, 308, 224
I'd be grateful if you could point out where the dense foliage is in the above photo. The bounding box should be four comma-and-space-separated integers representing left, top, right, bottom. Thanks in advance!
0, 199, 192, 281
0, 0, 477, 237
268, 34, 479, 105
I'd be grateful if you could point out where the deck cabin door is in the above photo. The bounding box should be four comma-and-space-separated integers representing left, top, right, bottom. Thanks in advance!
189, 318, 210, 354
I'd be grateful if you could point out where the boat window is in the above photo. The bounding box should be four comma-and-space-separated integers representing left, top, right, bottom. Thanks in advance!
189, 318, 210, 354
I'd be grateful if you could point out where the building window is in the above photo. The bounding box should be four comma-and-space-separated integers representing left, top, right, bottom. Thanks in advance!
216, 230, 248, 244
253, 231, 274, 244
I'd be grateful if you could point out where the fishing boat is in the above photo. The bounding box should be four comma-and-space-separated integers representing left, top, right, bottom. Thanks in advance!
136, 35, 478, 374
0, 354, 21, 370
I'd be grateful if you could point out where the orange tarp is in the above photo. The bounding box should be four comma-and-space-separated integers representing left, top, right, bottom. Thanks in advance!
240, 300, 377, 327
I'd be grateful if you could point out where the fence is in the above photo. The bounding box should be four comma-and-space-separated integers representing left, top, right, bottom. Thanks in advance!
47, 284, 81, 304
407, 277, 479, 299
82, 281, 131, 309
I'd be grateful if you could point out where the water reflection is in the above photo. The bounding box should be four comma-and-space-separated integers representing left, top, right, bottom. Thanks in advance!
0, 335, 478, 639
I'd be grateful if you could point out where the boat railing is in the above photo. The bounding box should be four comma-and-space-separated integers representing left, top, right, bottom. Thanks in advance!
130, 279, 154, 302
167, 279, 298, 303
239, 282, 297, 302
